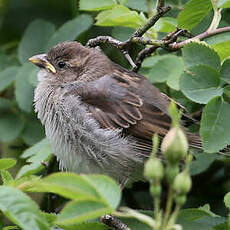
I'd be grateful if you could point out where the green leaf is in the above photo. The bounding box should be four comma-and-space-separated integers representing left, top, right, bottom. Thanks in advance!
205, 32, 230, 46
0, 113, 24, 142
214, 222, 229, 230
224, 192, 230, 209
21, 117, 45, 145
3, 226, 20, 230
182, 42, 221, 70
218, 0, 230, 8
178, 214, 226, 230
179, 208, 213, 221
142, 55, 164, 68
223, 85, 230, 103
83, 174, 121, 209
155, 17, 177, 33
0, 186, 50, 230
15, 63, 35, 112
59, 222, 108, 230
221, 58, 230, 84
0, 49, 19, 71
212, 41, 230, 61
126, 0, 148, 12
27, 173, 100, 199
166, 57, 184, 90
146, 55, 184, 90
17, 138, 52, 178
180, 65, 222, 104
0, 98, 11, 111
79, 0, 115, 11
198, 204, 219, 217
55, 200, 112, 226
27, 173, 121, 210
112, 27, 135, 41
47, 14, 93, 48
200, 96, 230, 152
18, 19, 55, 64
1, 169, 14, 185
178, 0, 212, 30
0, 66, 19, 92
17, 152, 52, 179
28, 67, 39, 87
96, 5, 143, 28
205, 32, 230, 61
0, 158, 16, 170
40, 212, 57, 225
177, 207, 226, 230
190, 153, 220, 175
21, 138, 51, 158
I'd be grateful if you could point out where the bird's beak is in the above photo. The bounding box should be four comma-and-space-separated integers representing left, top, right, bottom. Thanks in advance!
29, 54, 56, 74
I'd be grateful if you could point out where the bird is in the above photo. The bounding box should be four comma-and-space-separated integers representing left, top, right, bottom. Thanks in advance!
29, 41, 201, 185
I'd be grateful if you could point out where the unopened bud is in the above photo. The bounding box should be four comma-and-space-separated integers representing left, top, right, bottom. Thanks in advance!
161, 127, 188, 164
173, 171, 192, 194
150, 184, 161, 197
166, 164, 179, 184
175, 194, 186, 206
144, 158, 164, 181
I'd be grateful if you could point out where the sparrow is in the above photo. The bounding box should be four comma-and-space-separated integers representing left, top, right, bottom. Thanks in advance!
29, 41, 200, 185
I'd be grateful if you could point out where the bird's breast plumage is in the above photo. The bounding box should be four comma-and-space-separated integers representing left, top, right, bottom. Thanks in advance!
34, 74, 143, 183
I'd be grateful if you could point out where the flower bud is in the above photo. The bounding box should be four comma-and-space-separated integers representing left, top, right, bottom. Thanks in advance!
150, 184, 161, 197
165, 164, 179, 184
161, 127, 188, 164
173, 171, 192, 194
144, 158, 164, 181
175, 194, 186, 206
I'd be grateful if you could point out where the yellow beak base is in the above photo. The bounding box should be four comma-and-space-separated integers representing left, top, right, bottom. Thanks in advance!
29, 54, 56, 74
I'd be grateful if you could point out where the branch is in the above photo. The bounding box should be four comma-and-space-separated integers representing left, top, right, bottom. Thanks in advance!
133, 46, 157, 72
87, 0, 171, 70
169, 26, 230, 50
131, 6, 171, 38
86, 0, 230, 72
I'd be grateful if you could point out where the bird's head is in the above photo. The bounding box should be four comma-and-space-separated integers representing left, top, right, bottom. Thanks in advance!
29, 41, 113, 84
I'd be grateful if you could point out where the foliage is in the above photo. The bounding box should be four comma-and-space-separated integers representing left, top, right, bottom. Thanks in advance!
0, 0, 230, 229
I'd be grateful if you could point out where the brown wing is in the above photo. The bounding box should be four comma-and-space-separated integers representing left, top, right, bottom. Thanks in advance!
71, 70, 172, 141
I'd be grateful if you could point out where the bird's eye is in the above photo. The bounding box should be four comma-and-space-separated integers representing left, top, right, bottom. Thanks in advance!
57, 61, 66, 69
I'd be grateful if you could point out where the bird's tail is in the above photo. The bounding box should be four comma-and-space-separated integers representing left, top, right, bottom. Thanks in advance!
186, 132, 202, 149
187, 131, 230, 156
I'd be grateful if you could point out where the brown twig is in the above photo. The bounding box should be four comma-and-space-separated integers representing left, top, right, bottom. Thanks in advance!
134, 46, 157, 72
131, 6, 171, 38
87, 0, 230, 72
169, 26, 230, 49
87, 0, 171, 70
